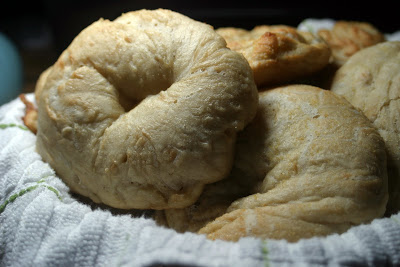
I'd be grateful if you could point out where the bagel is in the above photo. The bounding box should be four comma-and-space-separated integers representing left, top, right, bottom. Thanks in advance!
34, 9, 258, 210
331, 41, 400, 214
317, 21, 385, 67
161, 85, 387, 242
216, 25, 331, 87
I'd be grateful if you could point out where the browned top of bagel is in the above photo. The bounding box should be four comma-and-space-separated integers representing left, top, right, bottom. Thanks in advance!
216, 25, 331, 87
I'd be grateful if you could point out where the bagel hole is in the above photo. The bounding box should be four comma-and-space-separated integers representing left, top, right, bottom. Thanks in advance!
114, 66, 174, 112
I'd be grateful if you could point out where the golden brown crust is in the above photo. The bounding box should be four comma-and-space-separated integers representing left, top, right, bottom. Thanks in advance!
34, 9, 258, 210
198, 85, 388, 242
217, 25, 331, 87
318, 21, 385, 67
331, 41, 400, 215
19, 94, 38, 134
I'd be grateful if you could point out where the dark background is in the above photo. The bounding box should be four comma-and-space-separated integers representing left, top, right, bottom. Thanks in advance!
1, 0, 399, 93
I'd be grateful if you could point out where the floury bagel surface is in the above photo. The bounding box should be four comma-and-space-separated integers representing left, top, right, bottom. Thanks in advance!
34, 9, 258, 210
157, 85, 388, 242
331, 41, 400, 215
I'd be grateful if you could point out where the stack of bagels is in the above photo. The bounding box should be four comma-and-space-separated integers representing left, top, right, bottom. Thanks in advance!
32, 9, 399, 242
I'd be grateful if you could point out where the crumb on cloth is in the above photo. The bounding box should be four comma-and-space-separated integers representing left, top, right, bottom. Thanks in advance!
19, 94, 38, 134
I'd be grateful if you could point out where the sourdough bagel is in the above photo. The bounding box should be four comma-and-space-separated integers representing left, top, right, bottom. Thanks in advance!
216, 25, 331, 87
331, 41, 400, 214
317, 21, 385, 67
34, 9, 258, 210
197, 85, 388, 242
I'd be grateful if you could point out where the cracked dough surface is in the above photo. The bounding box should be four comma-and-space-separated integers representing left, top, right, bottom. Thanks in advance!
34, 9, 258, 210
331, 41, 400, 214
197, 85, 388, 242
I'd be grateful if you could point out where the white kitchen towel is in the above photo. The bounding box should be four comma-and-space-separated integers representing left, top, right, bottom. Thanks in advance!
1, 92, 400, 267
297, 18, 400, 41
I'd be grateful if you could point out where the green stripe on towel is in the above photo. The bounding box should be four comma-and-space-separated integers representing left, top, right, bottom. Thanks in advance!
0, 123, 28, 131
0, 179, 62, 214
261, 240, 270, 267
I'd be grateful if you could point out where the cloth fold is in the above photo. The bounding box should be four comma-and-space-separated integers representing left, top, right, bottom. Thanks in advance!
1, 98, 400, 265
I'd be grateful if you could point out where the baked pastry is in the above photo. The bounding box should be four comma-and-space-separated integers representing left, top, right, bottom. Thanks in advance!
197, 85, 388, 242
318, 21, 385, 67
34, 9, 258, 210
331, 41, 400, 214
216, 25, 331, 87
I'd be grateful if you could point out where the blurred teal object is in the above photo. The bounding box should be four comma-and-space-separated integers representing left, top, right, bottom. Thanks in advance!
0, 32, 23, 105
